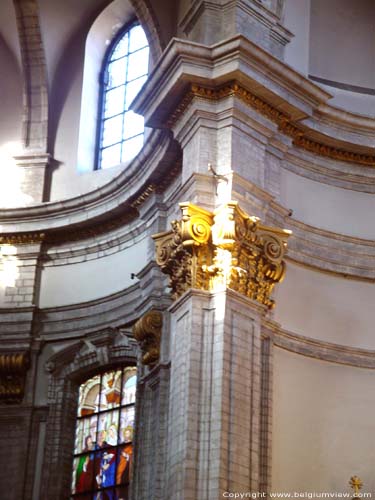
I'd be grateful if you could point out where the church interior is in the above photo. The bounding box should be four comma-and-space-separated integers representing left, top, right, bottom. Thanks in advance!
0, 0, 374, 499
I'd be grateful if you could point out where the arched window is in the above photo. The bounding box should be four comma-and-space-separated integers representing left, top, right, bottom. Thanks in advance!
98, 23, 149, 169
70, 367, 137, 498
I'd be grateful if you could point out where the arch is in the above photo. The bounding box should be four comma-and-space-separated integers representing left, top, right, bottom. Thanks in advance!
96, 21, 150, 169
41, 328, 138, 500
72, 368, 137, 497
77, 0, 158, 173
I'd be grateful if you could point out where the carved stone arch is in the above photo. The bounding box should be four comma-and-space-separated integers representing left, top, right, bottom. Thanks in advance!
41, 327, 138, 500
128, 0, 164, 62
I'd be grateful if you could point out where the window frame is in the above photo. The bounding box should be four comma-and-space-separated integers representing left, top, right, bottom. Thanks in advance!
70, 366, 137, 499
95, 19, 149, 170
41, 330, 139, 500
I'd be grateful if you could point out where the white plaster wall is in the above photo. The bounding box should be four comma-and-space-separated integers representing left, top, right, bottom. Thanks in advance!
39, 237, 148, 307
309, 0, 375, 89
0, 283, 6, 307
0, 0, 21, 67
272, 348, 375, 494
38, 0, 141, 201
39, 0, 156, 201
39, 0, 111, 90
316, 83, 375, 117
274, 262, 375, 350
39, 0, 110, 200
280, 168, 375, 239
283, 0, 310, 75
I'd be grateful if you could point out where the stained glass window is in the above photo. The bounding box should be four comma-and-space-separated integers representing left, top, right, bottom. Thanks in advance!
98, 23, 149, 169
71, 367, 137, 499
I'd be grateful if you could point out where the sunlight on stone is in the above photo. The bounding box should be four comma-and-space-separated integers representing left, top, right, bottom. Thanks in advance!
0, 142, 33, 207
0, 245, 19, 288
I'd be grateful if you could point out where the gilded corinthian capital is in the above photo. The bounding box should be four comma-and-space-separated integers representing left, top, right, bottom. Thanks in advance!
210, 202, 290, 308
153, 202, 291, 308
152, 203, 213, 299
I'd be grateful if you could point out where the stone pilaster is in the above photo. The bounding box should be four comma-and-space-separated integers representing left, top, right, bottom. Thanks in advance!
166, 288, 270, 498
178, 0, 292, 59
152, 201, 289, 498
0, 235, 44, 383
13, 152, 51, 203
14, 0, 49, 152
0, 239, 44, 311
132, 310, 171, 500
13, 0, 51, 203
132, 362, 170, 500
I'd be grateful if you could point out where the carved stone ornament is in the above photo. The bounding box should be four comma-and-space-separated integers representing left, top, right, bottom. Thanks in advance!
133, 310, 163, 365
168, 82, 375, 167
153, 201, 291, 308
0, 352, 30, 404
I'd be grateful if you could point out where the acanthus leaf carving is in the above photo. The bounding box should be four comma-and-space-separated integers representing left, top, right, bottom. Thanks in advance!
153, 201, 290, 308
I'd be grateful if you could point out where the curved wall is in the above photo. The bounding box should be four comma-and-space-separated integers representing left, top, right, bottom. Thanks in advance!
280, 168, 375, 239
309, 0, 375, 90
272, 348, 375, 494
274, 262, 375, 350
317, 85, 375, 117
284, 0, 375, 116
39, 0, 117, 200
39, 235, 148, 307
283, 0, 310, 75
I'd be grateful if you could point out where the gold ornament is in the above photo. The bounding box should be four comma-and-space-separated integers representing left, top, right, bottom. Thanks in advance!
349, 476, 363, 498
0, 352, 30, 404
153, 201, 290, 308
133, 310, 163, 365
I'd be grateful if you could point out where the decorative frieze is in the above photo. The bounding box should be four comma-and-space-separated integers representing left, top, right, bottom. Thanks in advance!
168, 82, 375, 167
153, 201, 290, 308
0, 352, 30, 404
133, 310, 163, 365
0, 233, 45, 245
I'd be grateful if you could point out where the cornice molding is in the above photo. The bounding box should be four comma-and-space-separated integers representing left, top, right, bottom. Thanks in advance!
282, 151, 375, 194
133, 35, 375, 168
133, 35, 329, 123
3, 272, 371, 363
30, 282, 375, 369
0, 131, 180, 237
169, 82, 375, 167
42, 219, 148, 266
38, 284, 142, 341
44, 327, 138, 377
268, 210, 375, 281
264, 321, 375, 370
35, 262, 170, 341
0, 233, 45, 245
229, 173, 375, 281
